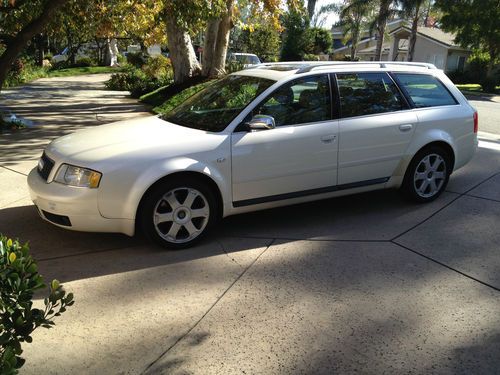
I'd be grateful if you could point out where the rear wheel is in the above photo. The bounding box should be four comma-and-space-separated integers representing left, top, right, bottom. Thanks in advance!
402, 146, 451, 203
140, 177, 218, 249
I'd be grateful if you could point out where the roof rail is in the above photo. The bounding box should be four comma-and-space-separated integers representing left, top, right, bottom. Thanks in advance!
295, 61, 437, 73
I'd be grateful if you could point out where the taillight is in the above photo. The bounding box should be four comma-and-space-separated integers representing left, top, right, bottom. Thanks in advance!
473, 111, 478, 133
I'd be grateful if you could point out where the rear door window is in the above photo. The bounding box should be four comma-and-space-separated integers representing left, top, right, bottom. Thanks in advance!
394, 73, 458, 108
336, 72, 407, 118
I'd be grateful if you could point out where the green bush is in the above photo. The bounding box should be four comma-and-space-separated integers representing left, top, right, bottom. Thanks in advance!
106, 61, 173, 98
4, 59, 48, 88
303, 54, 320, 61
72, 57, 94, 68
126, 52, 146, 68
0, 236, 74, 373
142, 55, 172, 80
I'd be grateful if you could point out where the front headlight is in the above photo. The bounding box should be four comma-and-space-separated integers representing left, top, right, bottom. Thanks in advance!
54, 164, 102, 188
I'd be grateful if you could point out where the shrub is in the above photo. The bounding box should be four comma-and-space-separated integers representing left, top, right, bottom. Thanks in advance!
0, 236, 74, 373
303, 54, 320, 61
142, 55, 172, 80
72, 57, 93, 67
126, 52, 146, 68
4, 60, 48, 88
480, 77, 499, 93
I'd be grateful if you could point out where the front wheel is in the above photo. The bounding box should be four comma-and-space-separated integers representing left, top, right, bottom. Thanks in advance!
140, 178, 218, 249
402, 146, 451, 203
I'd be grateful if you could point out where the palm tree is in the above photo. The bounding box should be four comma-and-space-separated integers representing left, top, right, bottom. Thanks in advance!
374, 0, 395, 61
340, 1, 374, 60
400, 0, 428, 61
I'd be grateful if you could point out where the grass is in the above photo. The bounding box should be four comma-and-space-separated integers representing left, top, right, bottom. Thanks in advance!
456, 83, 500, 95
47, 66, 124, 77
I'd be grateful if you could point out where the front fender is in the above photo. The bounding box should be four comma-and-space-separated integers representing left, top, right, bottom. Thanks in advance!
97, 156, 230, 220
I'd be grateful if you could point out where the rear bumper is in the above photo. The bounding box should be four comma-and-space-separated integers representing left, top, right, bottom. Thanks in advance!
28, 168, 135, 236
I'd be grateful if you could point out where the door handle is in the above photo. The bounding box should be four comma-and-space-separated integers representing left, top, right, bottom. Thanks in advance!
399, 124, 413, 132
321, 135, 337, 144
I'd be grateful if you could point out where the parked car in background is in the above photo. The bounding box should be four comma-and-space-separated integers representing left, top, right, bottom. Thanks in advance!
52, 44, 94, 64
28, 61, 477, 249
227, 53, 261, 68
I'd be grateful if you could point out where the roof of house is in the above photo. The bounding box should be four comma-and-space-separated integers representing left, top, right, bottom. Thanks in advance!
389, 26, 464, 49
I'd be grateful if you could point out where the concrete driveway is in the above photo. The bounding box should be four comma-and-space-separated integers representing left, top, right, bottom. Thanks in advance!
1, 75, 499, 374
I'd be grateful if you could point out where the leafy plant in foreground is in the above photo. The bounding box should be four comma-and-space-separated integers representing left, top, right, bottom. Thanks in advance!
0, 236, 74, 374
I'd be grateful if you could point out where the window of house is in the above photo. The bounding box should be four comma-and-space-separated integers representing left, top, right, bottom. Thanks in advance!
394, 73, 458, 108
254, 75, 331, 126
336, 72, 407, 118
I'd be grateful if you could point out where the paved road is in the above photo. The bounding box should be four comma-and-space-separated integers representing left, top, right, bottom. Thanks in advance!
0, 76, 499, 374
469, 98, 500, 134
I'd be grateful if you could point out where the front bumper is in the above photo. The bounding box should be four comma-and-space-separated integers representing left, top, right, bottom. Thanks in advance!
27, 168, 135, 236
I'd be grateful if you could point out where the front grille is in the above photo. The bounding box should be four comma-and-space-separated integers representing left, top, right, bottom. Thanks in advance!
37, 152, 55, 181
41, 210, 72, 227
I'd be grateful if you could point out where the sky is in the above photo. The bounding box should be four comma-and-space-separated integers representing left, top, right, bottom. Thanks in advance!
314, 0, 342, 29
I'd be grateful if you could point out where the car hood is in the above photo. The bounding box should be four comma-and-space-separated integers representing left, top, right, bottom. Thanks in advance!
45, 116, 227, 170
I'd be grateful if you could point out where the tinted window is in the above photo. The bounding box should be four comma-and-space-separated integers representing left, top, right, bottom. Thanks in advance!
395, 73, 457, 108
254, 75, 331, 126
337, 72, 407, 118
162, 75, 274, 132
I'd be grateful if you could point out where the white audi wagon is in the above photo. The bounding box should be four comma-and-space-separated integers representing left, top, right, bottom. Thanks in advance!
28, 62, 478, 248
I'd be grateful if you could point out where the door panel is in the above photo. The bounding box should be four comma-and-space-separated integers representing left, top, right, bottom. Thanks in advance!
231, 121, 339, 202
338, 111, 417, 184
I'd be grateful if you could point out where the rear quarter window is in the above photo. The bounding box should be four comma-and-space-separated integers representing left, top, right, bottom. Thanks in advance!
395, 73, 458, 108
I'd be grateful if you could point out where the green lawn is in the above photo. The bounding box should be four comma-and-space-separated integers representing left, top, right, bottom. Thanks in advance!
456, 83, 499, 95
48, 66, 124, 77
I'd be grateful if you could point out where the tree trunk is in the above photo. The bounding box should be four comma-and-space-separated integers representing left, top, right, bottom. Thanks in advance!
206, 0, 234, 78
165, 12, 201, 84
375, 24, 385, 61
407, 3, 421, 62
374, 0, 392, 61
0, 0, 68, 90
307, 0, 317, 22
202, 19, 220, 76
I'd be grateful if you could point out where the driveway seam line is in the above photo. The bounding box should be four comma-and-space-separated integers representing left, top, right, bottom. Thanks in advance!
392, 171, 500, 241
223, 235, 389, 242
0, 165, 28, 176
141, 238, 277, 374
463, 193, 500, 204
36, 244, 143, 262
391, 241, 500, 292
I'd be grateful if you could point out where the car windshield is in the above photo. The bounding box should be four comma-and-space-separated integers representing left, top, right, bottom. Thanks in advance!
162, 75, 274, 132
236, 55, 260, 64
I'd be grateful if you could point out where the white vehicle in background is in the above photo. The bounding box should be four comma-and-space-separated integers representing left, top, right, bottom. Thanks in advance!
52, 44, 94, 64
227, 53, 261, 68
28, 61, 478, 249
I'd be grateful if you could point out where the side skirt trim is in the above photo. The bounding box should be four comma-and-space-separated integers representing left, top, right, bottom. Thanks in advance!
233, 177, 390, 207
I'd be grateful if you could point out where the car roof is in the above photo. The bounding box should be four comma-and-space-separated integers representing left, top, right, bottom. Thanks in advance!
233, 61, 439, 82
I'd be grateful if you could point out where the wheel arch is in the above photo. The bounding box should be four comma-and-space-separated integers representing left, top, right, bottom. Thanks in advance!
135, 171, 224, 234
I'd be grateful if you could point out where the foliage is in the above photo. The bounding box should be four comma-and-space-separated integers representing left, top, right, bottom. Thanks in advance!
232, 21, 282, 62
303, 53, 320, 61
3, 59, 49, 88
153, 80, 214, 114
106, 64, 173, 98
0, 236, 74, 373
126, 52, 147, 69
447, 51, 499, 92
435, 0, 500, 77
306, 27, 332, 55
281, 10, 310, 61
142, 56, 173, 81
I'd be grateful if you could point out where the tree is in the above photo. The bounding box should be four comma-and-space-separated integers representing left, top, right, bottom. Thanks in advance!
374, 0, 395, 61
333, 0, 374, 61
0, 0, 69, 90
435, 0, 500, 78
281, 10, 310, 61
307, 27, 333, 54
399, 0, 428, 61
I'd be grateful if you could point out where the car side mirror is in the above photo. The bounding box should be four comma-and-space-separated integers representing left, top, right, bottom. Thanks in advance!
245, 115, 276, 131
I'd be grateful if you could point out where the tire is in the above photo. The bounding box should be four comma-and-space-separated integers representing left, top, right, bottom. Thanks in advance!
401, 146, 451, 203
139, 177, 218, 249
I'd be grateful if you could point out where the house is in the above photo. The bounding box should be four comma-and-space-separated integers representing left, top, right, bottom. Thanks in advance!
332, 20, 471, 73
